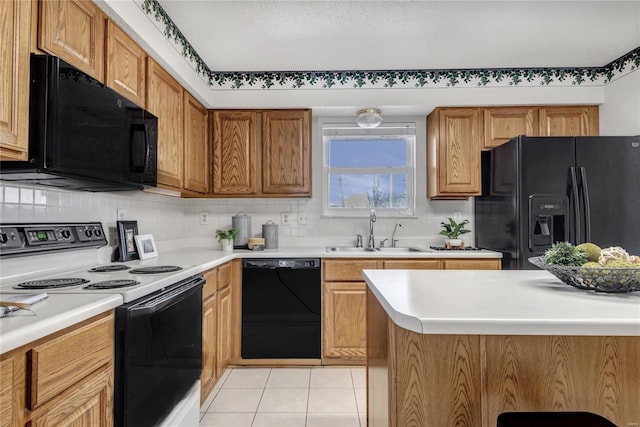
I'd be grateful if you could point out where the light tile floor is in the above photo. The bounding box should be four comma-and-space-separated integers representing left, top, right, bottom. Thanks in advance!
200, 367, 367, 427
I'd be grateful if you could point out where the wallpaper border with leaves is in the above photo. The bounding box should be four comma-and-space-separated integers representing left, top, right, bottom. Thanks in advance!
140, 0, 640, 90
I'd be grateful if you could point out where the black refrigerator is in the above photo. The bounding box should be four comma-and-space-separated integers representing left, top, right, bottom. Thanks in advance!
475, 135, 640, 269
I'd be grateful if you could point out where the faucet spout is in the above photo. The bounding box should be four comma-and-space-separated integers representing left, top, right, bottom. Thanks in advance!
391, 222, 402, 247
368, 209, 377, 248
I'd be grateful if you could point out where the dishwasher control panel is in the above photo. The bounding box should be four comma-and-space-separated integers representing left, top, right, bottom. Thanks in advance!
243, 258, 320, 269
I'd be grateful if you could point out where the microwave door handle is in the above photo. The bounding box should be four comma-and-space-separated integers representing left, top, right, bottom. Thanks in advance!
130, 123, 149, 172
579, 166, 591, 242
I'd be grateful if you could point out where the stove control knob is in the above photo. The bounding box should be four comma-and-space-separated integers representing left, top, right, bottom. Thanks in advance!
61, 229, 71, 239
84, 229, 93, 238
94, 228, 103, 238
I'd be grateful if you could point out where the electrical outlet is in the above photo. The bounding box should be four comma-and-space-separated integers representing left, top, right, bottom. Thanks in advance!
117, 208, 126, 220
298, 213, 308, 225
200, 212, 209, 225
281, 212, 290, 226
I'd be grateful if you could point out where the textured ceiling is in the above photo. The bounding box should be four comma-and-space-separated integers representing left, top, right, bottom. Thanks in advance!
157, 1, 640, 72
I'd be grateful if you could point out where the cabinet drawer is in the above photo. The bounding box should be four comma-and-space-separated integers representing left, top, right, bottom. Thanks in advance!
323, 260, 380, 281
28, 313, 114, 409
203, 268, 218, 299
218, 262, 232, 289
383, 259, 442, 270
442, 259, 501, 270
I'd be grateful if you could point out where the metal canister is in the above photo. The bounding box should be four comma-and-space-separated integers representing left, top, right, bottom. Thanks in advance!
262, 220, 279, 249
231, 212, 251, 248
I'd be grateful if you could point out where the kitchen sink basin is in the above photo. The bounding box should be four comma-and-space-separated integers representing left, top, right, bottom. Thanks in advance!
325, 246, 426, 253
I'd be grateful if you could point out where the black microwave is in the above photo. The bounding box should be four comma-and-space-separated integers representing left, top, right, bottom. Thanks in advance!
0, 54, 157, 191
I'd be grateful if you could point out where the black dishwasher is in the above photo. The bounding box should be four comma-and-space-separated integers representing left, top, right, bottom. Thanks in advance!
242, 258, 321, 359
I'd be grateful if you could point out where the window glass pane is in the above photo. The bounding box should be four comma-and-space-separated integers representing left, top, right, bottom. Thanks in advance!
328, 173, 408, 208
328, 139, 406, 168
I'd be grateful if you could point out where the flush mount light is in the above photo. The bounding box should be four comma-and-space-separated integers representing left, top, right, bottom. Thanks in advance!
355, 108, 383, 128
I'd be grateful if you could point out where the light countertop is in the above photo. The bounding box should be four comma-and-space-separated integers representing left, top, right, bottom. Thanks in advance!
0, 245, 501, 354
362, 269, 640, 336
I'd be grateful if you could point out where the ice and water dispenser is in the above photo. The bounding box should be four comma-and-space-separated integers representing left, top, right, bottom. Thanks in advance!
528, 194, 569, 253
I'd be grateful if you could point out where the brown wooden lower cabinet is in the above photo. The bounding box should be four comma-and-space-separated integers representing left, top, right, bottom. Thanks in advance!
0, 311, 114, 427
367, 290, 639, 427
322, 258, 501, 365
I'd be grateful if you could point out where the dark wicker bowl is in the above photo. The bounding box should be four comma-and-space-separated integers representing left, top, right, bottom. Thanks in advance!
529, 256, 640, 293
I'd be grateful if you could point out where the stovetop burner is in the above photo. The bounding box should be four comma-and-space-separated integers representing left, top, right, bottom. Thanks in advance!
85, 279, 140, 289
129, 266, 183, 274
14, 278, 90, 289
89, 265, 130, 272
430, 246, 482, 251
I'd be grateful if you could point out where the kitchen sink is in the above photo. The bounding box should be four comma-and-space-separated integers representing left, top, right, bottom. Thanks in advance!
325, 246, 426, 253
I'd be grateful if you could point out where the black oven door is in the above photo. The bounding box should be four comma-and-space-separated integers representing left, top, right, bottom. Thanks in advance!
114, 275, 204, 427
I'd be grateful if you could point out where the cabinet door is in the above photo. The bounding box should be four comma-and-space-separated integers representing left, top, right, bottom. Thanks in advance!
30, 366, 113, 427
183, 93, 209, 194
105, 20, 146, 107
442, 259, 501, 270
38, 0, 104, 81
539, 106, 599, 136
0, 0, 30, 161
261, 110, 311, 195
147, 58, 184, 190
211, 111, 258, 195
427, 108, 482, 198
216, 285, 232, 374
483, 107, 537, 149
201, 293, 218, 403
323, 259, 380, 281
0, 352, 25, 427
322, 281, 366, 364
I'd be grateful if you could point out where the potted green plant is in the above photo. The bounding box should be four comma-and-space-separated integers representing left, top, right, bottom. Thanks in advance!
439, 218, 470, 247
215, 228, 238, 252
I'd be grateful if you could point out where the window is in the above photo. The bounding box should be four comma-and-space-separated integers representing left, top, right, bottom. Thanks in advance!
323, 123, 416, 217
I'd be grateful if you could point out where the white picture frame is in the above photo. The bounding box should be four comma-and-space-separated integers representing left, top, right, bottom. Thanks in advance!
134, 234, 158, 259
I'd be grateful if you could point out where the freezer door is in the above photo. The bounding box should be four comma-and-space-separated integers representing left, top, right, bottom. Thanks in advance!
517, 137, 576, 267
576, 136, 640, 255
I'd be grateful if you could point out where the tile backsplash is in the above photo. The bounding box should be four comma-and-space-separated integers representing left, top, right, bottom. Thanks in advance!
0, 184, 474, 249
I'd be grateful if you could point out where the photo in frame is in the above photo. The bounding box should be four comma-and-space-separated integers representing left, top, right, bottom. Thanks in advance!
134, 234, 158, 259
115, 220, 139, 261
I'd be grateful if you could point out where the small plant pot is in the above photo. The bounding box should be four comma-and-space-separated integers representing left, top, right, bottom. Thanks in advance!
445, 238, 462, 248
220, 239, 234, 252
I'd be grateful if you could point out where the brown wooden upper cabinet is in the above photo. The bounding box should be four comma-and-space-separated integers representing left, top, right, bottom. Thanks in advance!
427, 107, 483, 199
261, 110, 312, 195
211, 109, 312, 197
105, 20, 146, 108
539, 106, 599, 136
183, 93, 209, 195
429, 105, 599, 199
483, 107, 537, 149
1, 0, 31, 161
147, 58, 184, 191
211, 110, 258, 195
38, 0, 105, 81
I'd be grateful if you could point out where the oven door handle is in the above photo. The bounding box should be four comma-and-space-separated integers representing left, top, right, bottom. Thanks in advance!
129, 276, 204, 316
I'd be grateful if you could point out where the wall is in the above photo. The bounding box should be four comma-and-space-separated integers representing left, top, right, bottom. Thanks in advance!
600, 69, 640, 135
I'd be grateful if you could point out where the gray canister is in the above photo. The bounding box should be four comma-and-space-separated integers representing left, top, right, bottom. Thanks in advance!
232, 212, 251, 248
262, 220, 279, 249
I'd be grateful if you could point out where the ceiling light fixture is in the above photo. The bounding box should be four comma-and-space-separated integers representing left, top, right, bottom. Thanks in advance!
355, 108, 383, 128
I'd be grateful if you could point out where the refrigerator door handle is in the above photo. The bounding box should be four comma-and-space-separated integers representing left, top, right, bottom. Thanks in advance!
579, 166, 591, 242
569, 167, 581, 244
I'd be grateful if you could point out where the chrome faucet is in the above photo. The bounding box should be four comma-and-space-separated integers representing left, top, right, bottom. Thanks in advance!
368, 209, 377, 249
391, 222, 402, 247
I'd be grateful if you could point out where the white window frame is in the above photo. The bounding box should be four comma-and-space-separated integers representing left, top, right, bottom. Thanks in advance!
322, 122, 416, 218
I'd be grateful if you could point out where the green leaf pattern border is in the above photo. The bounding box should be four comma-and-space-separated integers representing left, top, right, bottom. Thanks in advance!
140, 0, 639, 90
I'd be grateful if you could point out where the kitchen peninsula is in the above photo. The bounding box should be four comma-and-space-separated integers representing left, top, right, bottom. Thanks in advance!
363, 269, 640, 427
